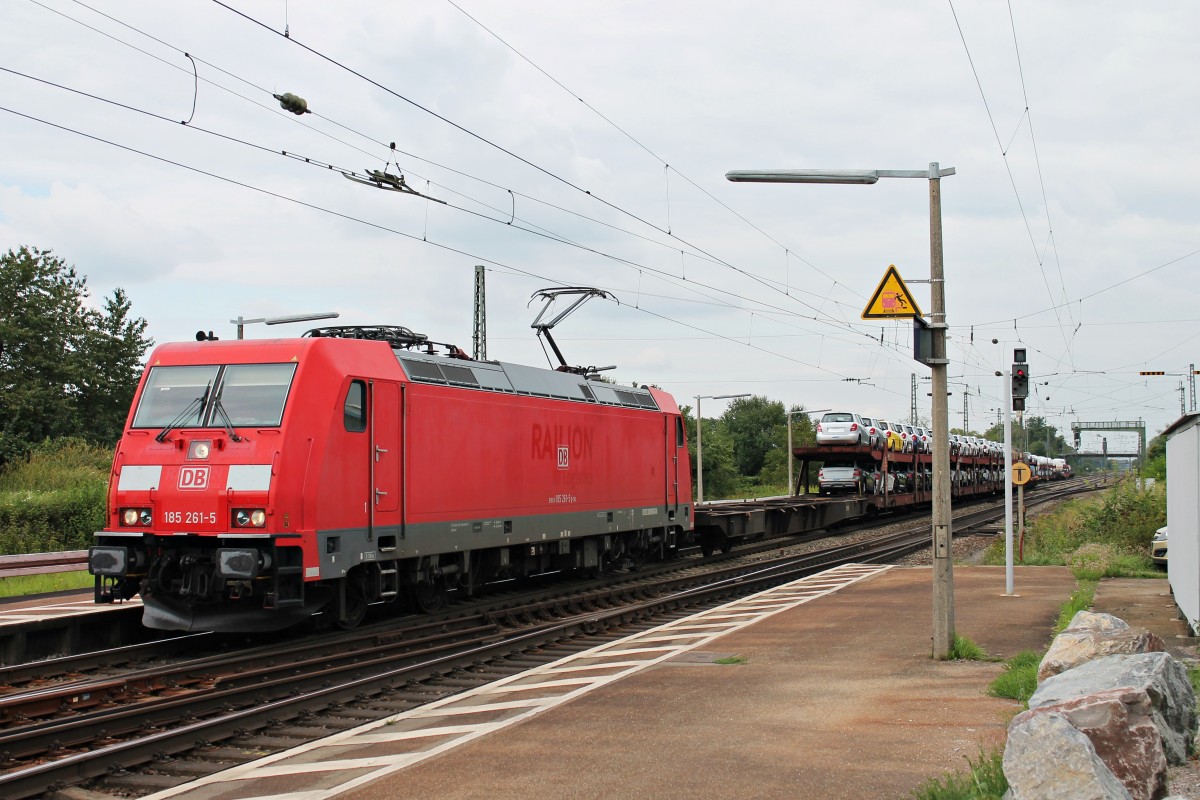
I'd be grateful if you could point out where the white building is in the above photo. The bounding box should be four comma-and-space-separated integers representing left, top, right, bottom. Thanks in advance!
1164, 412, 1200, 632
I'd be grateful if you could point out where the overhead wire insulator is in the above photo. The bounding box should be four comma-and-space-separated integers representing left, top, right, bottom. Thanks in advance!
274, 92, 309, 115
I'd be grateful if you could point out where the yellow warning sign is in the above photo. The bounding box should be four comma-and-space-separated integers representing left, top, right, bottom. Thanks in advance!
862, 264, 923, 320
1011, 462, 1032, 486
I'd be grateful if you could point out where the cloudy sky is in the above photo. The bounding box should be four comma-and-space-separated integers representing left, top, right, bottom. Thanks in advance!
2, 1, 1197, 451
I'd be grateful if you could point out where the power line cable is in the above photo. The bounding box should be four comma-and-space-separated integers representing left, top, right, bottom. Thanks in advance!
1, 102, 888, 385
947, 0, 1073, 360
974, 248, 1200, 328
208, 0, 867, 332
40, 0, 874, 336
441, 0, 859, 301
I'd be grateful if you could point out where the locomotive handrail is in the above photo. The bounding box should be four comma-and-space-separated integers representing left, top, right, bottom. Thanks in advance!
0, 550, 88, 578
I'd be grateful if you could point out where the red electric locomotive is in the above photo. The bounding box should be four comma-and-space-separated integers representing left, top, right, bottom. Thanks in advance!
88, 325, 693, 632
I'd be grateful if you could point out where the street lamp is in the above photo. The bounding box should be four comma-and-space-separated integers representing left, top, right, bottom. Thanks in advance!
727, 163, 957, 657
231, 311, 340, 339
695, 393, 750, 503
787, 408, 829, 495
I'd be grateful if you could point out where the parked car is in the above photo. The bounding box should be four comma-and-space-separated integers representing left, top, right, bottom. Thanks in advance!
816, 412, 868, 446
818, 464, 870, 495
878, 421, 905, 452
859, 417, 886, 450
898, 423, 917, 452
913, 426, 932, 453
1151, 526, 1168, 569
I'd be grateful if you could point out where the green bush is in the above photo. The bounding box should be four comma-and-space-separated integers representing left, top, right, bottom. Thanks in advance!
1082, 482, 1166, 551
0, 438, 110, 553
0, 484, 107, 553
1065, 543, 1116, 581
0, 438, 112, 491
983, 483, 1164, 577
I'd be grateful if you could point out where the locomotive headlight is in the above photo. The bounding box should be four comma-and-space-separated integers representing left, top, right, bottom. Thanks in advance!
121, 508, 152, 526
188, 440, 212, 460
233, 508, 267, 528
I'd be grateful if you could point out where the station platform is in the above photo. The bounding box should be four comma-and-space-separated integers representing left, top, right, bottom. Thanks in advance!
129, 564, 1195, 800
0, 590, 148, 664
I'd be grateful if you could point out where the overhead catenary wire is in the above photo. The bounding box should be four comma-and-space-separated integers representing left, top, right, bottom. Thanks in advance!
22, 0, 932, 396
209, 0, 876, 333
2, 103, 908, 391
2, 61, 910, 374
440, 0, 860, 301
947, 0, 1075, 364
11, 2, 1189, 427
35, 0, 877, 341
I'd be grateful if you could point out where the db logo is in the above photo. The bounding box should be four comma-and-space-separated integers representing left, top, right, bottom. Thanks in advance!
557, 445, 569, 470
178, 466, 210, 490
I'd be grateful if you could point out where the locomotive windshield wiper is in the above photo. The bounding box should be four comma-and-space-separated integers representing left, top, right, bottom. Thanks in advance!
210, 396, 244, 443
155, 382, 211, 443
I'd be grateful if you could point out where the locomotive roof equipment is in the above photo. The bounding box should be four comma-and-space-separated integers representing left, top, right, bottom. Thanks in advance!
529, 287, 617, 378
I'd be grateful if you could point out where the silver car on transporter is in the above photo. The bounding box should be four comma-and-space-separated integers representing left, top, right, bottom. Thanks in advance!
815, 412, 869, 446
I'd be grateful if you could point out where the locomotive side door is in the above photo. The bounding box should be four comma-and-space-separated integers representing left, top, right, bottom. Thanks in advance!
666, 414, 683, 511
370, 381, 401, 536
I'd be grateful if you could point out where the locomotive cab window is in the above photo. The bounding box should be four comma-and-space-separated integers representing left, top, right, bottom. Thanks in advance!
344, 380, 366, 432
676, 416, 685, 447
132, 365, 220, 428
132, 363, 297, 429
215, 364, 296, 426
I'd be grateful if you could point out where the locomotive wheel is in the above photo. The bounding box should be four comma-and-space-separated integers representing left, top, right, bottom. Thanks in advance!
412, 578, 447, 613
335, 574, 368, 630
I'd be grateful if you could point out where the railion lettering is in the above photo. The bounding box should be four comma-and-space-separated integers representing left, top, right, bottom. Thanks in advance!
531, 423, 593, 460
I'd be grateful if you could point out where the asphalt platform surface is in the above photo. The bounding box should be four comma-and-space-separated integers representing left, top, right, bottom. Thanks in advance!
325, 566, 1192, 800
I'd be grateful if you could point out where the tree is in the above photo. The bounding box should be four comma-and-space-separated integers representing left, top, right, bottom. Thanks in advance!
982, 416, 1072, 457
0, 246, 152, 466
681, 405, 739, 499
76, 288, 151, 444
722, 395, 786, 477
760, 405, 814, 488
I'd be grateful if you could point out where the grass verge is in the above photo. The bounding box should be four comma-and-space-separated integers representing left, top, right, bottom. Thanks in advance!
910, 749, 1007, 800
941, 634, 994, 662
0, 571, 94, 599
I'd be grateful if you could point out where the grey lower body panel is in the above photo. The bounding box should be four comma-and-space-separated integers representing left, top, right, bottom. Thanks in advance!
316, 504, 690, 578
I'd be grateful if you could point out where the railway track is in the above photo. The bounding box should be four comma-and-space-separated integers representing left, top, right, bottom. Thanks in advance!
0, 477, 1102, 799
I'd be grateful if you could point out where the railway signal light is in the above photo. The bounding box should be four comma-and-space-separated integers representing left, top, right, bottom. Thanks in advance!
1011, 363, 1029, 399
1011, 348, 1028, 412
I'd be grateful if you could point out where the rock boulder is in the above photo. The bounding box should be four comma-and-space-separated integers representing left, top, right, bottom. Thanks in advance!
1003, 711, 1134, 799
1029, 652, 1196, 766
1039, 611, 1166, 682
1012, 687, 1167, 800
